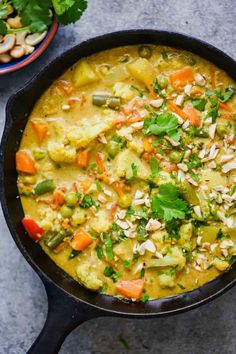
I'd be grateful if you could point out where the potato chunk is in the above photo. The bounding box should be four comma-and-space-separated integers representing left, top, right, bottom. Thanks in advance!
112, 149, 150, 180
90, 210, 112, 233
73, 61, 99, 87
113, 239, 134, 261
127, 58, 156, 85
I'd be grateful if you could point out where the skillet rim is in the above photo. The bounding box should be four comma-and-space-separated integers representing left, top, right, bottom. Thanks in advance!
1, 28, 236, 317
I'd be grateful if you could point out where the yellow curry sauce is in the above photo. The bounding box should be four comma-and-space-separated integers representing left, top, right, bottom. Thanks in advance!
16, 45, 236, 301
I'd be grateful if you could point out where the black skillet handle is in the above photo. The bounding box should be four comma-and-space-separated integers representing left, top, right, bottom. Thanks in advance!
27, 279, 104, 354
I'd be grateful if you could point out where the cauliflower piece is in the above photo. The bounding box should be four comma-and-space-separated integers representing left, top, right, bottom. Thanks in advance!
73, 60, 99, 88
67, 113, 118, 149
212, 258, 230, 271
76, 263, 103, 290
179, 223, 193, 245
71, 207, 87, 227
128, 135, 144, 155
159, 273, 176, 288
113, 82, 135, 101
48, 141, 76, 163
112, 149, 150, 180
113, 239, 134, 261
90, 209, 112, 233
146, 247, 186, 270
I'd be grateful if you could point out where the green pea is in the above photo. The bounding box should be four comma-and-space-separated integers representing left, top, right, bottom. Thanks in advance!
157, 75, 168, 89
21, 175, 37, 185
107, 141, 120, 158
32, 148, 46, 160
216, 125, 228, 138
34, 179, 55, 195
118, 194, 132, 208
60, 205, 73, 218
169, 151, 184, 163
64, 192, 79, 207
138, 45, 152, 59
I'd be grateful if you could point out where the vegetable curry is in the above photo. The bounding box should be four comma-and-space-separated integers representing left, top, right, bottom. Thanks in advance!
17, 45, 236, 301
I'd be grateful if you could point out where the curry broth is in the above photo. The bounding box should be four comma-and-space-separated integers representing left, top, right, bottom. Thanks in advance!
18, 45, 236, 300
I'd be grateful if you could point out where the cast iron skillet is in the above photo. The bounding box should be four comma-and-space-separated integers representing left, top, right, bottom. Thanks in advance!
1, 29, 236, 354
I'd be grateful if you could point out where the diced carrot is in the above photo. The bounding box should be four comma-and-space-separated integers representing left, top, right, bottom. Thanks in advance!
164, 163, 178, 173
52, 189, 65, 208
111, 202, 118, 218
190, 86, 203, 97
219, 102, 233, 112
77, 150, 89, 168
143, 136, 154, 153
56, 80, 73, 95
167, 100, 189, 120
116, 279, 144, 300
146, 82, 156, 99
185, 105, 202, 127
95, 153, 105, 172
221, 113, 234, 120
112, 182, 125, 196
170, 68, 194, 90
16, 151, 37, 174
70, 229, 93, 251
31, 121, 48, 143
97, 173, 110, 184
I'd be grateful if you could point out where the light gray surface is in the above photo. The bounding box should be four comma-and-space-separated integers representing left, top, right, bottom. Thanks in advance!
0, 0, 236, 353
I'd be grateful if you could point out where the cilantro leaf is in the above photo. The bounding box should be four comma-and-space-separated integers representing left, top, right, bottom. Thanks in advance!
52, 0, 76, 16
80, 195, 95, 208
206, 87, 235, 103
103, 266, 121, 283
0, 19, 7, 35
143, 113, 180, 141
55, 0, 87, 25
192, 98, 207, 111
0, 1, 9, 19
151, 183, 188, 222
150, 157, 159, 178
12, 0, 52, 33
128, 163, 138, 182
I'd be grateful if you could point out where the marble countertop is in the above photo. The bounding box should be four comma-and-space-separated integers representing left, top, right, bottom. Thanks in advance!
0, 0, 235, 353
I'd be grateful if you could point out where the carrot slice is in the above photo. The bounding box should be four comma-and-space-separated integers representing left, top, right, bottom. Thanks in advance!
219, 102, 233, 112
70, 229, 93, 251
77, 150, 89, 168
116, 279, 144, 300
170, 68, 194, 90
97, 173, 110, 184
111, 202, 118, 218
167, 100, 189, 120
95, 153, 105, 172
52, 190, 65, 208
112, 182, 125, 196
16, 151, 36, 174
185, 105, 202, 127
143, 137, 154, 153
31, 121, 48, 143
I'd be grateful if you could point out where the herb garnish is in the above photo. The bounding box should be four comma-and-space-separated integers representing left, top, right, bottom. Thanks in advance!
192, 98, 207, 112
143, 112, 181, 142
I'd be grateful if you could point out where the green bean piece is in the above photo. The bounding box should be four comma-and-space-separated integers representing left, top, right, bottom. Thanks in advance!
103, 234, 113, 260
34, 179, 55, 195
138, 45, 152, 59
60, 205, 73, 218
92, 95, 121, 110
45, 232, 65, 249
69, 249, 81, 259
157, 75, 169, 89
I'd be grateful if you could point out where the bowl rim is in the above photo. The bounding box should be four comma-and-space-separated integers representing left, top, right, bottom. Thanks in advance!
0, 20, 59, 75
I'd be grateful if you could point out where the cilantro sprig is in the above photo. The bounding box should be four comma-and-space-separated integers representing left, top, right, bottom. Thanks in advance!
151, 183, 188, 222
206, 86, 235, 103
143, 112, 181, 142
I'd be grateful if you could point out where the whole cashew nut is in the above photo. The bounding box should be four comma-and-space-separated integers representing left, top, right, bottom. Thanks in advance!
25, 31, 47, 46
7, 16, 22, 29
0, 53, 11, 63
0, 34, 16, 54
10, 45, 25, 59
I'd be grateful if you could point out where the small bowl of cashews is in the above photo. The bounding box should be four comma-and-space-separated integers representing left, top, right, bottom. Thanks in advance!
0, 2, 58, 75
